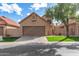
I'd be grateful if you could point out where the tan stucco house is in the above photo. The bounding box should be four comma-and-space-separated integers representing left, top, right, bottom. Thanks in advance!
54, 18, 79, 36
0, 16, 21, 37
19, 12, 54, 36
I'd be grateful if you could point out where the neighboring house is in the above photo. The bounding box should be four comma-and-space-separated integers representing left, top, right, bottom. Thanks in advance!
54, 18, 79, 36
0, 16, 21, 37
19, 12, 54, 36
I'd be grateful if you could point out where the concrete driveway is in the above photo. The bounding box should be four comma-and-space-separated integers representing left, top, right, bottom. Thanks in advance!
16, 36, 48, 43
0, 36, 48, 49
16, 36, 42, 41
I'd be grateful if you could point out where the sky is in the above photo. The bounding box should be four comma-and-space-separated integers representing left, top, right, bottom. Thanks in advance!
0, 0, 79, 3
0, 3, 55, 23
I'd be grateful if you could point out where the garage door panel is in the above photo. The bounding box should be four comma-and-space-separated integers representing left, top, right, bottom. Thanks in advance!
23, 26, 45, 36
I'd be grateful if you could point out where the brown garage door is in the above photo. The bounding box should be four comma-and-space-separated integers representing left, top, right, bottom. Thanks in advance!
23, 26, 45, 36
0, 27, 3, 36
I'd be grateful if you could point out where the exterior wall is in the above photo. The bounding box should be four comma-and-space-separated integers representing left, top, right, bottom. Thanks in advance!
68, 23, 76, 35
4, 26, 21, 37
0, 26, 4, 36
75, 22, 79, 36
0, 17, 21, 37
0, 19, 5, 36
54, 23, 77, 36
54, 19, 77, 36
45, 25, 53, 35
54, 26, 66, 35
54, 26, 59, 35
20, 14, 49, 26
20, 13, 54, 36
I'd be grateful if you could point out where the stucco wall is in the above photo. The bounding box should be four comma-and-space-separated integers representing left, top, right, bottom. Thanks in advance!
75, 22, 79, 36
54, 23, 77, 36
54, 26, 64, 35
5, 26, 21, 37
20, 13, 54, 36
20, 13, 49, 26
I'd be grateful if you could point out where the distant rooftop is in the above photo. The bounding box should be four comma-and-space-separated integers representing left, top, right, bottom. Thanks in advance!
0, 16, 20, 27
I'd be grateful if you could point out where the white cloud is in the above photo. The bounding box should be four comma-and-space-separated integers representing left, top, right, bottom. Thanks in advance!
11, 3, 22, 15
0, 3, 22, 16
0, 0, 79, 3
29, 8, 32, 11
0, 3, 12, 13
18, 19, 21, 22
30, 3, 48, 11
0, 0, 48, 3
26, 13, 31, 16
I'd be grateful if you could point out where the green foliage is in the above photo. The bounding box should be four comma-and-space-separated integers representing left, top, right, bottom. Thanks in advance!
0, 37, 19, 42
54, 3, 77, 23
47, 36, 79, 42
45, 3, 78, 37
44, 7, 54, 19
45, 3, 77, 23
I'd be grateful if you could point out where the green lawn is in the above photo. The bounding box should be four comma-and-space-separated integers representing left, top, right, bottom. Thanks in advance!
47, 36, 79, 42
0, 37, 19, 42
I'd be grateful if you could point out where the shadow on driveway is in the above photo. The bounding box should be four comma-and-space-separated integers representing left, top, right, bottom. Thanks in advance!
0, 41, 79, 56
0, 43, 62, 56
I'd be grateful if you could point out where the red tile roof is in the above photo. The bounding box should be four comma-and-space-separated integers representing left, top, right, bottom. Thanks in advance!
0, 16, 20, 27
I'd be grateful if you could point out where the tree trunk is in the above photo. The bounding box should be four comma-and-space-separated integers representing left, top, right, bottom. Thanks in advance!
64, 19, 69, 37
64, 18, 69, 37
65, 24, 69, 37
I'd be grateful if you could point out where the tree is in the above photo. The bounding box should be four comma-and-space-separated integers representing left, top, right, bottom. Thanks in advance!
45, 3, 77, 37
44, 7, 54, 19
44, 7, 55, 24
